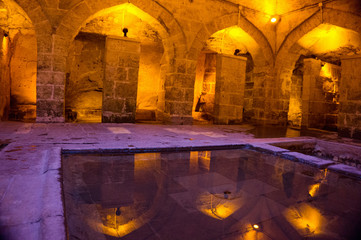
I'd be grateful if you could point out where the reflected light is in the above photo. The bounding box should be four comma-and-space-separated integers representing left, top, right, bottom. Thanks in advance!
284, 203, 325, 236
197, 191, 243, 220
253, 224, 260, 230
309, 169, 328, 198
308, 183, 320, 197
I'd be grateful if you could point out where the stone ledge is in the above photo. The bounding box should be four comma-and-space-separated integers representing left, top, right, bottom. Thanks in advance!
281, 151, 334, 168
328, 164, 361, 178
247, 143, 290, 154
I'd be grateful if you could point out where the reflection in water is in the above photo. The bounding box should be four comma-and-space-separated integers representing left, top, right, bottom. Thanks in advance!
197, 192, 244, 220
308, 169, 328, 198
62, 149, 361, 239
284, 203, 325, 237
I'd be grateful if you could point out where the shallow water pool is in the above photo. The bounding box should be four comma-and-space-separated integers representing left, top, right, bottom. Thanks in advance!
62, 149, 361, 240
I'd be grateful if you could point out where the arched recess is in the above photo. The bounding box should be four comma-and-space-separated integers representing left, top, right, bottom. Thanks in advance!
57, 1, 186, 123
275, 8, 361, 130
0, 0, 43, 122
50, 0, 186, 123
188, 13, 274, 124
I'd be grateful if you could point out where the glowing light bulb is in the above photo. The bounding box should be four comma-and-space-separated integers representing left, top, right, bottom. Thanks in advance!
253, 224, 260, 229
271, 17, 277, 23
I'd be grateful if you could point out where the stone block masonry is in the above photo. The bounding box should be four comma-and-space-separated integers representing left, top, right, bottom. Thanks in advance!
338, 55, 361, 139
102, 36, 140, 123
213, 54, 247, 124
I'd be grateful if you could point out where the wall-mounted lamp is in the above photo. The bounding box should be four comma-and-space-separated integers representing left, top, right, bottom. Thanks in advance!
3, 32, 8, 37
116, 207, 121, 216
122, 28, 128, 37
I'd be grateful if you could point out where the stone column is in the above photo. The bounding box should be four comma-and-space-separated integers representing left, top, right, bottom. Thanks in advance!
302, 58, 340, 130
301, 58, 320, 128
164, 58, 195, 124
102, 36, 140, 123
213, 54, 247, 124
338, 55, 361, 139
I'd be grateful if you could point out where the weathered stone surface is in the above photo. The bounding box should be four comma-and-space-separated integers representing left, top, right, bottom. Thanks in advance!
65, 32, 105, 122
103, 37, 140, 123
338, 55, 361, 139
213, 54, 247, 124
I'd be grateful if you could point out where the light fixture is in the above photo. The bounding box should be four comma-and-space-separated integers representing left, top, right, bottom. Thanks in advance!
253, 224, 261, 230
116, 207, 121, 216
270, 15, 280, 24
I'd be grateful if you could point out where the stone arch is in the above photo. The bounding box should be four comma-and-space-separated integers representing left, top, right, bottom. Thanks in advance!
45, 0, 189, 123
275, 8, 361, 126
187, 12, 274, 124
276, 8, 361, 76
56, 0, 187, 61
55, 1, 187, 123
188, 12, 274, 67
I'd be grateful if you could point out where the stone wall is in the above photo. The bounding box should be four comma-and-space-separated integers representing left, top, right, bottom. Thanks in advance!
0, 0, 359, 125
214, 54, 247, 124
103, 36, 140, 123
65, 32, 105, 122
338, 55, 361, 139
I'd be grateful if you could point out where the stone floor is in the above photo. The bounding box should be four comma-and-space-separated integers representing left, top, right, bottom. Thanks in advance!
0, 121, 360, 240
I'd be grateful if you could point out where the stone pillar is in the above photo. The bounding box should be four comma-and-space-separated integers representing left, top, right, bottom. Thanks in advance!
102, 36, 140, 123
302, 58, 340, 130
301, 58, 321, 128
213, 54, 247, 124
164, 58, 195, 124
338, 55, 361, 139
199, 53, 217, 119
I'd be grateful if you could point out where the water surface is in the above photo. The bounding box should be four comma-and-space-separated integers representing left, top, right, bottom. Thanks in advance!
62, 149, 361, 239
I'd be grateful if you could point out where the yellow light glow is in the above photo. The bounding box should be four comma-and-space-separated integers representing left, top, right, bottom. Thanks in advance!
284, 203, 325, 236
271, 17, 277, 23
253, 224, 260, 229
320, 63, 333, 79
199, 151, 211, 171
206, 26, 260, 56
309, 169, 328, 197
308, 183, 320, 197
2, 36, 8, 56
189, 151, 199, 174
297, 24, 361, 54
84, 3, 166, 37
197, 191, 243, 220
